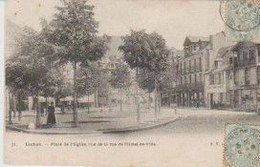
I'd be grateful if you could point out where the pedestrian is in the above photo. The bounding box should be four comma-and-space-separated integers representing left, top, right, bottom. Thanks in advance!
40, 104, 45, 117
47, 102, 56, 125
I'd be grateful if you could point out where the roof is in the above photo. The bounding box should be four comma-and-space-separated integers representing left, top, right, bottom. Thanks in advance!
205, 64, 232, 74
233, 41, 260, 50
216, 46, 234, 59
186, 36, 210, 43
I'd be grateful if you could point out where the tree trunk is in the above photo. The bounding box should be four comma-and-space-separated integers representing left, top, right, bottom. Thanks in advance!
120, 88, 123, 112
154, 78, 158, 119
95, 88, 99, 108
17, 90, 22, 121
136, 67, 140, 123
148, 92, 151, 110
108, 86, 112, 112
61, 103, 65, 114
88, 93, 90, 114
8, 92, 12, 124
73, 61, 79, 127
158, 87, 161, 113
35, 95, 41, 128
12, 93, 17, 118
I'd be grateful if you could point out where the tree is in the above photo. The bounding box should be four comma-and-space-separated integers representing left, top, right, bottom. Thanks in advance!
137, 68, 155, 110
119, 30, 169, 120
109, 62, 131, 112
77, 63, 102, 113
119, 30, 152, 122
6, 27, 54, 127
41, 0, 109, 126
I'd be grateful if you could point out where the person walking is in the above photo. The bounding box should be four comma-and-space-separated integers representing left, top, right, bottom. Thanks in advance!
40, 104, 45, 117
47, 102, 56, 125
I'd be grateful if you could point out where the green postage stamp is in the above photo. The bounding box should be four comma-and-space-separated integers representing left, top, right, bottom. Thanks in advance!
224, 124, 260, 167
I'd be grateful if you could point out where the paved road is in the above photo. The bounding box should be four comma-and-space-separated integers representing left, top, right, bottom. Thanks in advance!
105, 110, 260, 138
5, 110, 260, 167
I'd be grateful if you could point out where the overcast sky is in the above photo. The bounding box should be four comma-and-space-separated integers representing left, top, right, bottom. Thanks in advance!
5, 0, 225, 49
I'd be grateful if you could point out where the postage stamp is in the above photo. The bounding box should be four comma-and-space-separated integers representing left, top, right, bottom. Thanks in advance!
224, 124, 260, 167
220, 0, 260, 41
220, 0, 260, 32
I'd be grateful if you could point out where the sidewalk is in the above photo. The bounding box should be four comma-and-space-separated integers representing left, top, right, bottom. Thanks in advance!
6, 106, 181, 135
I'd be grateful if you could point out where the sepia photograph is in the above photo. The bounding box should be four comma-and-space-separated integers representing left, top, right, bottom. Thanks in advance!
3, 0, 260, 166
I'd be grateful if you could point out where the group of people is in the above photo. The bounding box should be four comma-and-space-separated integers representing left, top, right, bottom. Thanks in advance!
40, 102, 56, 125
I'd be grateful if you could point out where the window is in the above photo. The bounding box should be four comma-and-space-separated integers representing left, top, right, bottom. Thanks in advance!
190, 75, 192, 85
249, 49, 256, 64
210, 74, 214, 85
258, 47, 260, 63
215, 73, 219, 84
184, 62, 186, 73
194, 59, 197, 71
195, 74, 197, 85
243, 51, 248, 63
189, 60, 191, 72
215, 61, 218, 69
245, 68, 250, 85
199, 58, 202, 71
220, 93, 223, 104
218, 73, 222, 84
206, 50, 210, 70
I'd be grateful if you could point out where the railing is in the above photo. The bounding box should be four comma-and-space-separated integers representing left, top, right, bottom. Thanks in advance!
235, 59, 256, 67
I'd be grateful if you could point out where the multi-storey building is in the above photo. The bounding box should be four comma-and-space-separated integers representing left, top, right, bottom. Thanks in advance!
176, 36, 210, 107
176, 32, 235, 107
231, 42, 260, 111
204, 45, 234, 109
205, 41, 260, 112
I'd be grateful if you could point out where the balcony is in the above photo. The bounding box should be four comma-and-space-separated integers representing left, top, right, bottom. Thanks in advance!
235, 59, 256, 68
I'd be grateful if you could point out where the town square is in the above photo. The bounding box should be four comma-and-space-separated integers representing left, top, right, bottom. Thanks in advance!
3, 0, 260, 166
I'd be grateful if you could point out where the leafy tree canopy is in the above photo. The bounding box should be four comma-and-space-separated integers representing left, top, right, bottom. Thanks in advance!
109, 63, 131, 89
41, 0, 110, 67
119, 30, 169, 73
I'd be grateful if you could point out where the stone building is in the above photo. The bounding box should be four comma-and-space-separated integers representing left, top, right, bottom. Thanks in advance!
204, 46, 234, 109
205, 41, 260, 112
176, 36, 210, 107
231, 42, 260, 111
176, 32, 235, 107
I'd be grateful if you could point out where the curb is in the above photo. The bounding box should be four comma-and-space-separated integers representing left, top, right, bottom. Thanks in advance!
6, 117, 180, 135
100, 117, 180, 133
6, 125, 102, 135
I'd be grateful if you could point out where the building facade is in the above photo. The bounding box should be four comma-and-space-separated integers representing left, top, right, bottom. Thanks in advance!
205, 41, 260, 112
176, 32, 235, 107
176, 36, 210, 107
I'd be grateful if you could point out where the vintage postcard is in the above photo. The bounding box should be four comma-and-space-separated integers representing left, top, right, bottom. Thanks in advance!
4, 0, 260, 166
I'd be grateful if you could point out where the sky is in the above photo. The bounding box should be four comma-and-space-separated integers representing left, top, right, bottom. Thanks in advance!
5, 0, 225, 49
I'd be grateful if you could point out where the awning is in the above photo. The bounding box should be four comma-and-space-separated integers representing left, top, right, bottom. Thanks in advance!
60, 96, 73, 102
78, 95, 95, 103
